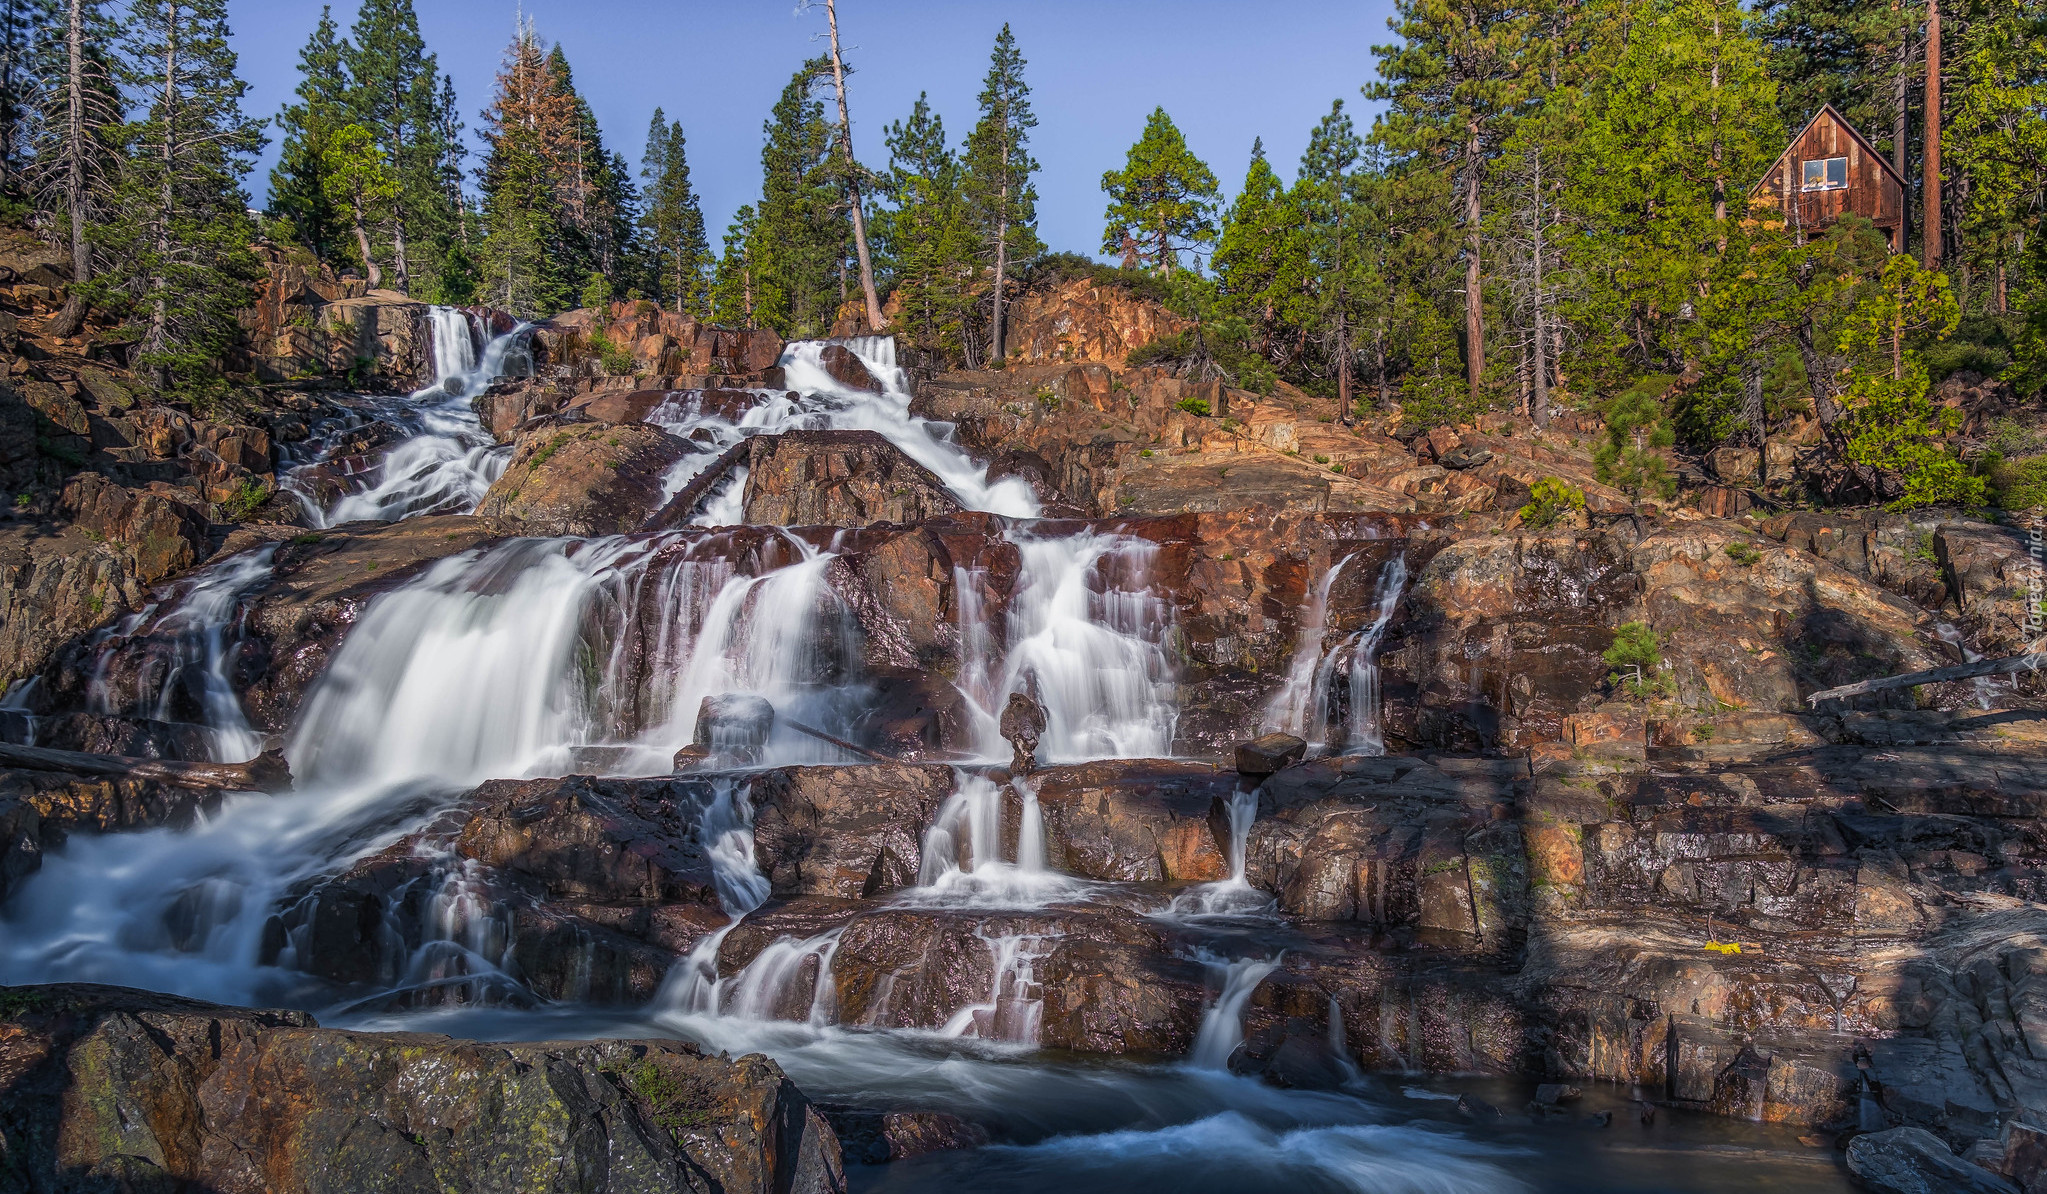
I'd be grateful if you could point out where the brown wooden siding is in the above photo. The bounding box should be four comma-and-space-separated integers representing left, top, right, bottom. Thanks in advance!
1750, 108, 1906, 249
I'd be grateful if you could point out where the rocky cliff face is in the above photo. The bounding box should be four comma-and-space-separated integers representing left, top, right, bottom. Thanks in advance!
234, 245, 432, 391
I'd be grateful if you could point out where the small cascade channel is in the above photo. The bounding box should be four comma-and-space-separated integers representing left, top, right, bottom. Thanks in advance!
1262, 553, 1409, 756
0, 330, 1843, 1194
281, 307, 528, 527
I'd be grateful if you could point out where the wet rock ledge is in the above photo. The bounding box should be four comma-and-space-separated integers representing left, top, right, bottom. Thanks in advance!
0, 983, 846, 1194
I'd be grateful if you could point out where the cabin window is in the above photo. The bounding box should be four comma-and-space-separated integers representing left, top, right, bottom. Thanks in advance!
1802, 156, 1847, 191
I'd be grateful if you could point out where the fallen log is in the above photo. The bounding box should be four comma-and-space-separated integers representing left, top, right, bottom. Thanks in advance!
783, 719, 895, 763
0, 743, 293, 792
1806, 653, 2047, 706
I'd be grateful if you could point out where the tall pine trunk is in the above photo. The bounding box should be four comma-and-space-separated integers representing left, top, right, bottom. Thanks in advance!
1922, 0, 1941, 268
47, 0, 90, 339
1463, 124, 1485, 398
991, 168, 1009, 361
825, 0, 884, 331
147, 1, 180, 386
392, 201, 409, 293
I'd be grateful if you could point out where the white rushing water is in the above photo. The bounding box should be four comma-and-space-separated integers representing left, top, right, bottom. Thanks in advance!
961, 531, 1180, 763
1188, 954, 1281, 1070
285, 307, 525, 527
82, 545, 277, 763
648, 336, 1039, 521
1262, 553, 1408, 756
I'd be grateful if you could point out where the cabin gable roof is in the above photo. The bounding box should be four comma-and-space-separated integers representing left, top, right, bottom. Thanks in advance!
1749, 103, 1909, 198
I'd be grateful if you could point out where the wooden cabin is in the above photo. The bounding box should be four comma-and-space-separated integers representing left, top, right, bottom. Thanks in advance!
1748, 104, 1907, 250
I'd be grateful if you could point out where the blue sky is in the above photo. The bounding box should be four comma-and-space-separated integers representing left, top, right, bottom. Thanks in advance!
227, 0, 1398, 261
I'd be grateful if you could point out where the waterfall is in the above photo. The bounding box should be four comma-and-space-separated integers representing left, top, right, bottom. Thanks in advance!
287, 308, 527, 528
1260, 553, 1407, 757
772, 339, 1039, 517
986, 531, 1179, 763
1340, 556, 1408, 756
652, 778, 772, 1017
426, 305, 478, 385
1164, 782, 1276, 920
1261, 552, 1357, 747
941, 931, 1050, 1044
723, 928, 845, 1024
1188, 955, 1279, 1070
899, 770, 1081, 909
82, 545, 277, 763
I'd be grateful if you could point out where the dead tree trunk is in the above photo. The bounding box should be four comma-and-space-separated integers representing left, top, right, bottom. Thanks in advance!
825, 0, 885, 332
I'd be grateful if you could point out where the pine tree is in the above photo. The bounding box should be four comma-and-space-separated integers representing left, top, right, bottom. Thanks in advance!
108, 0, 265, 397
33, 0, 119, 338
342, 0, 448, 294
0, 0, 54, 192
752, 57, 842, 337
1099, 107, 1219, 274
321, 122, 396, 288
1755, 0, 1912, 160
1214, 139, 1299, 356
961, 23, 1039, 360
1561, 0, 1781, 371
639, 109, 709, 315
879, 93, 972, 357
1369, 0, 1532, 401
267, 7, 349, 263
815, 0, 882, 330
711, 203, 759, 328
1945, 0, 2046, 314
1293, 101, 1366, 414
475, 22, 576, 315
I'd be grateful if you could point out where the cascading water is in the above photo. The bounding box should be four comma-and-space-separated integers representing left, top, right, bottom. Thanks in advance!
1165, 782, 1277, 920
1188, 954, 1280, 1070
898, 770, 1086, 908
81, 545, 277, 763
1261, 552, 1358, 748
284, 307, 527, 527
1262, 553, 1409, 757
0, 320, 1754, 1192
970, 531, 1180, 763
941, 929, 1051, 1044
1341, 556, 1408, 756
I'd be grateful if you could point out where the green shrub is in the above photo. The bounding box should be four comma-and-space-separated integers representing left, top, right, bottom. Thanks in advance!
1521, 476, 1586, 529
592, 334, 634, 376
1723, 542, 1763, 566
1593, 381, 1677, 499
581, 272, 613, 320
219, 477, 271, 521
1984, 452, 2047, 511
1603, 621, 1671, 697
1175, 395, 1211, 417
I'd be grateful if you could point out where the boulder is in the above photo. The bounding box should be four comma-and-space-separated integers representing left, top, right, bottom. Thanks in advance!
0, 524, 144, 689
0, 766, 239, 900
817, 343, 883, 392
826, 1109, 990, 1163
58, 471, 211, 582
1847, 1127, 2020, 1194
693, 692, 777, 764
1236, 732, 1306, 776
478, 422, 693, 535
0, 982, 845, 1194
1001, 691, 1046, 774
718, 429, 964, 528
